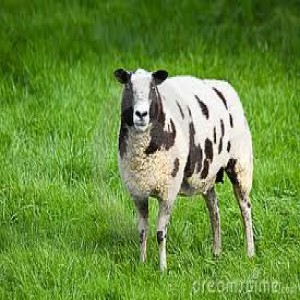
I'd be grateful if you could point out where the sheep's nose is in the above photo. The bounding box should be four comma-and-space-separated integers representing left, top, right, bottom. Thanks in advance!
135, 110, 148, 119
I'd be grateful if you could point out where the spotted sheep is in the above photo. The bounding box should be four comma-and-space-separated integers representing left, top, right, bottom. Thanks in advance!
114, 68, 254, 271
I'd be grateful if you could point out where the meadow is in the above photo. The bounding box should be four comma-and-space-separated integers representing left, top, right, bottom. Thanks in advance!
0, 0, 299, 299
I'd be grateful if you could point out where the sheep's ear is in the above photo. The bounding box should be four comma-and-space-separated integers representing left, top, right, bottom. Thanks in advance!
114, 68, 131, 84
152, 70, 168, 85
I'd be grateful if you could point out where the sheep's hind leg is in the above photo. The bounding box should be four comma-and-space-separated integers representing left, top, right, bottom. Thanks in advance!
203, 187, 221, 256
133, 196, 149, 263
233, 189, 254, 257
226, 159, 254, 257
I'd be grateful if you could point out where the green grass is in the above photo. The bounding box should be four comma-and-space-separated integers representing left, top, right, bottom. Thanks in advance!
0, 0, 299, 299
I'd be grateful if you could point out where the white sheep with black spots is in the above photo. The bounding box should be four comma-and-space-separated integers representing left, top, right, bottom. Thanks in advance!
114, 68, 254, 271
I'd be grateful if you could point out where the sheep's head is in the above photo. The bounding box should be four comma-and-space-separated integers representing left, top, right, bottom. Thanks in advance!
114, 68, 168, 132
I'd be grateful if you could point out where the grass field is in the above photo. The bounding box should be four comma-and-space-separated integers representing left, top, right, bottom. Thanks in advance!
0, 0, 299, 299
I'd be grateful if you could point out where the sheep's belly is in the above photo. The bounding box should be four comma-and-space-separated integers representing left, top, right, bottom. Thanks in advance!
119, 151, 172, 198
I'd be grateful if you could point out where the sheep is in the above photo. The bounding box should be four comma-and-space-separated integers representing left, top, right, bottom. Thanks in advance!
114, 68, 254, 271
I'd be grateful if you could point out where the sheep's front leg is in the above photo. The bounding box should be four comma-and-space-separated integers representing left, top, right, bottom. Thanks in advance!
157, 199, 174, 271
133, 196, 149, 263
203, 187, 221, 256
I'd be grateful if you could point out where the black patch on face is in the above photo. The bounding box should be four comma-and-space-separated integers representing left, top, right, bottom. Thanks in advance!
121, 83, 134, 126
229, 113, 234, 128
118, 123, 128, 159
213, 87, 228, 110
225, 158, 239, 185
218, 137, 223, 154
176, 101, 185, 119
200, 158, 209, 179
171, 158, 180, 177
119, 83, 134, 158
157, 231, 164, 244
121, 107, 134, 127
227, 141, 231, 152
220, 119, 225, 136
204, 138, 213, 161
213, 127, 217, 144
216, 167, 224, 183
195, 95, 209, 119
145, 83, 177, 155
184, 122, 203, 177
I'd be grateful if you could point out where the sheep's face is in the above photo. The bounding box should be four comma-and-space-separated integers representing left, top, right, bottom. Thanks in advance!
114, 68, 168, 132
